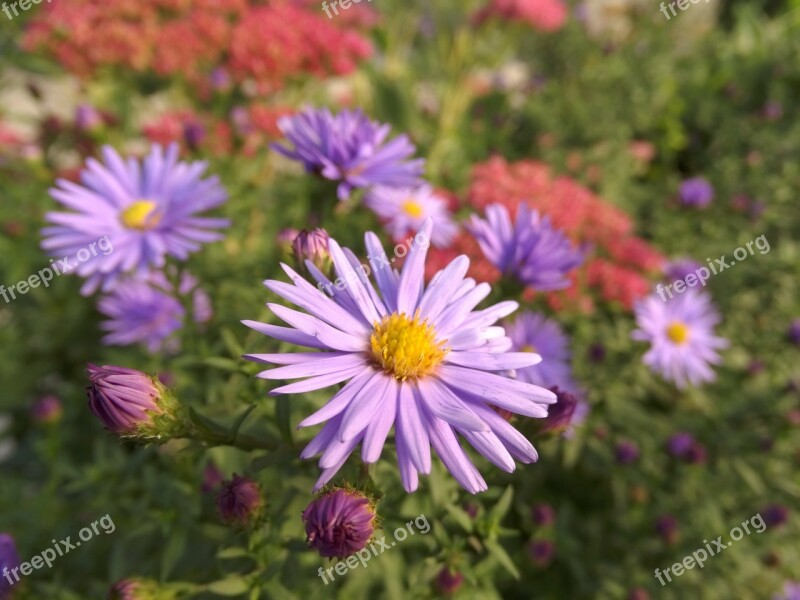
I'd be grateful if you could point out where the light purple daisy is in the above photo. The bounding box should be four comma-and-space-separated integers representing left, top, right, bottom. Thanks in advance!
271, 107, 425, 200
466, 203, 583, 291
98, 271, 210, 353
244, 219, 556, 494
678, 177, 714, 208
41, 144, 229, 295
632, 289, 729, 389
364, 185, 458, 248
505, 311, 576, 391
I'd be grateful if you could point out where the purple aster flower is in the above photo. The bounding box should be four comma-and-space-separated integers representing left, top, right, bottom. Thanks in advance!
466, 203, 583, 291
632, 289, 729, 389
762, 505, 789, 528
302, 488, 376, 558
41, 144, 228, 295
663, 257, 702, 283
272, 107, 425, 201
775, 582, 800, 600
435, 567, 464, 595
666, 432, 694, 457
86, 364, 165, 436
75, 104, 103, 131
528, 539, 555, 567
30, 394, 63, 424
787, 319, 800, 345
244, 219, 556, 494
0, 533, 20, 599
216, 475, 264, 527
182, 120, 206, 151
98, 270, 211, 353
364, 185, 458, 248
506, 311, 576, 390
678, 177, 714, 208
615, 440, 640, 465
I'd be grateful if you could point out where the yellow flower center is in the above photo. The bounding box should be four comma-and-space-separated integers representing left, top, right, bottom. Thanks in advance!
370, 311, 448, 380
402, 200, 424, 218
666, 321, 690, 345
521, 344, 537, 353
120, 200, 161, 231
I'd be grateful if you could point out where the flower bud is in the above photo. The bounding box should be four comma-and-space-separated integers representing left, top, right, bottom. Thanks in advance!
655, 515, 678, 545
86, 364, 188, 442
531, 503, 555, 527
435, 567, 463, 595
107, 578, 177, 600
302, 488, 377, 558
31, 394, 62, 424
216, 474, 264, 527
0, 533, 20, 599
615, 440, 640, 465
528, 539, 555, 567
539, 387, 578, 433
293, 228, 332, 276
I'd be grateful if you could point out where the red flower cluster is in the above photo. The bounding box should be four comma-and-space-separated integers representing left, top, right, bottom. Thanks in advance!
23, 0, 372, 93
462, 156, 664, 311
473, 0, 569, 32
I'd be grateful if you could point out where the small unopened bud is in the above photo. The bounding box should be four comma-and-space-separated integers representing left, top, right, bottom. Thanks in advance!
302, 487, 377, 558
107, 578, 178, 600
293, 228, 332, 276
216, 474, 264, 527
435, 567, 464, 595
528, 539, 555, 567
31, 394, 63, 424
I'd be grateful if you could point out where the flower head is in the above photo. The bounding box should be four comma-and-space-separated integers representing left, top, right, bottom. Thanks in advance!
107, 578, 175, 600
435, 567, 464, 595
244, 219, 556, 493
0, 534, 20, 599
302, 488, 376, 558
272, 108, 424, 200
632, 290, 729, 388
615, 440, 640, 465
787, 319, 800, 346
528, 539, 555, 567
506, 311, 576, 390
86, 364, 186, 440
216, 475, 264, 527
775, 581, 800, 600
365, 185, 458, 248
293, 228, 332, 275
98, 271, 211, 353
467, 204, 583, 290
678, 177, 714, 208
41, 144, 228, 295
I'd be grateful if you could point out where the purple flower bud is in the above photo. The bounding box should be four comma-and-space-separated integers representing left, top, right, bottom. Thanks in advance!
209, 67, 232, 92
108, 579, 139, 600
528, 539, 555, 567
182, 120, 206, 151
293, 228, 332, 275
30, 394, 62, 424
216, 475, 264, 527
435, 567, 464, 595
201, 462, 224, 493
787, 319, 800, 346
540, 387, 578, 433
663, 258, 702, 283
0, 534, 20, 599
587, 343, 606, 363
685, 441, 707, 465
302, 488, 376, 558
655, 515, 678, 544
87, 364, 162, 435
678, 177, 714, 208
628, 588, 650, 600
75, 104, 102, 131
762, 505, 789, 528
532, 503, 555, 527
107, 578, 169, 600
666, 432, 694, 458
615, 440, 640, 465
463, 502, 479, 519
762, 101, 783, 121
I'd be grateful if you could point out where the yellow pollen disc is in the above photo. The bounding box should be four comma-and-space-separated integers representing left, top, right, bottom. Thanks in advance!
370, 311, 448, 380
121, 200, 160, 231
402, 200, 424, 218
522, 344, 537, 353
666, 321, 690, 345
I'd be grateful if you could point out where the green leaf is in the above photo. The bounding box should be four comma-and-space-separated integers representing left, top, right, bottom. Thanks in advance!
275, 395, 293, 443
207, 576, 250, 595
484, 539, 520, 580
488, 485, 514, 526
444, 504, 474, 533
160, 530, 186, 580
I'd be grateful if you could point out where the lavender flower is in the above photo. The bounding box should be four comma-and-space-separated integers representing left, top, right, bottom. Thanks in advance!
216, 475, 264, 527
0, 534, 20, 599
302, 488, 376, 558
663, 258, 702, 282
365, 185, 458, 248
632, 289, 729, 388
775, 582, 800, 600
244, 219, 556, 493
666, 432, 694, 457
41, 144, 228, 295
678, 177, 714, 208
506, 311, 576, 391
272, 108, 424, 200
75, 104, 102, 131
466, 203, 583, 290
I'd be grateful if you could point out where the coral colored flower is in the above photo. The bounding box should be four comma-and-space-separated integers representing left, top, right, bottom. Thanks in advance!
272, 107, 424, 200
244, 219, 556, 493
365, 185, 458, 248
474, 0, 568, 31
467, 204, 584, 291
505, 312, 576, 391
41, 144, 228, 295
632, 290, 729, 388
302, 488, 376, 558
